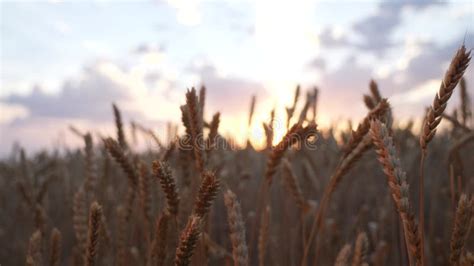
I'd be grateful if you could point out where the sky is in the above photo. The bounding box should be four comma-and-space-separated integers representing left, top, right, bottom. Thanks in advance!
0, 0, 473, 155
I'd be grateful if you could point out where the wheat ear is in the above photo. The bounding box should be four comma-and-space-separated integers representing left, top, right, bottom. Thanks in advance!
265, 123, 317, 185
84, 201, 102, 266
286, 85, 301, 129
112, 103, 127, 149
418, 45, 471, 265
224, 189, 249, 266
370, 120, 421, 266
152, 160, 180, 216
49, 228, 62, 266
175, 215, 202, 266
351, 232, 369, 266
103, 137, 138, 188
248, 95, 256, 127
206, 112, 220, 157
185, 88, 205, 174
342, 99, 389, 159
73, 188, 88, 260
334, 244, 352, 266
26, 230, 43, 266
450, 194, 473, 265
420, 45, 471, 149
193, 171, 220, 218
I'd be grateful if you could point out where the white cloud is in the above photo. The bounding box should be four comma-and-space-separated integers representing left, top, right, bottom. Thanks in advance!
390, 79, 440, 105
0, 103, 30, 125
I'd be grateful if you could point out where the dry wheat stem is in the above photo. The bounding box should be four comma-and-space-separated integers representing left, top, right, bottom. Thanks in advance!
258, 205, 270, 266
459, 78, 472, 126
282, 159, 310, 213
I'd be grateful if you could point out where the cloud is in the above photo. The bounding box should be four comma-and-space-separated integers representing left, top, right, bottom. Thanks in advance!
4, 63, 134, 122
318, 27, 351, 48
0, 102, 30, 125
307, 31, 473, 125
352, 0, 444, 54
308, 57, 326, 70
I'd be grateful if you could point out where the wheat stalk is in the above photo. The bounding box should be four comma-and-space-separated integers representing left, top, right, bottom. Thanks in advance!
459, 78, 472, 126
282, 159, 310, 213
149, 212, 170, 266
138, 161, 152, 245
258, 205, 270, 266
84, 133, 97, 197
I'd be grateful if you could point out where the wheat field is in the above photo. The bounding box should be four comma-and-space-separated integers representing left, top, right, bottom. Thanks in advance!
0, 45, 473, 266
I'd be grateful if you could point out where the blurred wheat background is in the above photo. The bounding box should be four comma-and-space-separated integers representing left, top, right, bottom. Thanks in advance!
0, 1, 473, 266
